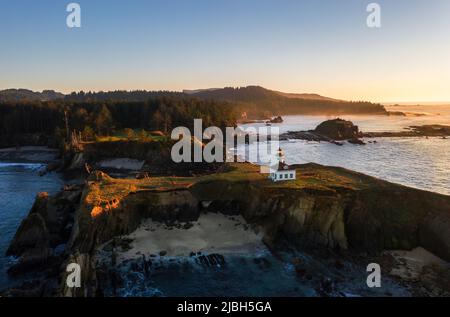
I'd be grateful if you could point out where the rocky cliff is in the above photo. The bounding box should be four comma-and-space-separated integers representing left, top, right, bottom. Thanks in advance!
67, 163, 450, 260
3, 185, 82, 295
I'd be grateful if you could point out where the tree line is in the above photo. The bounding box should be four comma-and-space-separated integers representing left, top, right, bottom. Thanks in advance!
0, 95, 239, 143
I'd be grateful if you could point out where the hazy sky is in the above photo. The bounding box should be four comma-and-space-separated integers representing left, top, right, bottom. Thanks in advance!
0, 0, 449, 102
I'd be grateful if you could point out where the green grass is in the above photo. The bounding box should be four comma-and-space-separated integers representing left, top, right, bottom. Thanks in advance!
94, 129, 168, 143
85, 162, 371, 206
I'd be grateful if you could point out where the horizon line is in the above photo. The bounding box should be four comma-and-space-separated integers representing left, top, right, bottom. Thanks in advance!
1, 86, 450, 106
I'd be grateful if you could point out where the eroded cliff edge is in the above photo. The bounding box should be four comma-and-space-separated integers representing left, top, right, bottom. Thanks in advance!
70, 163, 450, 259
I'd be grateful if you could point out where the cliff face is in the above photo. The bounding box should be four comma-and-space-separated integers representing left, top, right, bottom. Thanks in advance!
250, 191, 349, 250
5, 186, 82, 282
70, 188, 199, 254
252, 186, 449, 256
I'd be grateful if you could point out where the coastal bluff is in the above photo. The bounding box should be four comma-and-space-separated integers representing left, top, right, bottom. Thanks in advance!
68, 163, 450, 260
5, 162, 450, 296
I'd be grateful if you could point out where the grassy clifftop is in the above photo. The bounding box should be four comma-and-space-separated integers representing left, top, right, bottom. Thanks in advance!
85, 162, 370, 200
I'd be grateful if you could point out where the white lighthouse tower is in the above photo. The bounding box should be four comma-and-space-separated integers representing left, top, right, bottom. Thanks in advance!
269, 148, 296, 182
277, 147, 285, 164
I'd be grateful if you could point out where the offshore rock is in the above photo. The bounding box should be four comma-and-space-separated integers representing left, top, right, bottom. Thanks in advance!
7, 193, 51, 256
314, 118, 361, 140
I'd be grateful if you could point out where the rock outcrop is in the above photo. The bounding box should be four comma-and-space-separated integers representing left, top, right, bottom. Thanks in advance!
280, 119, 365, 144
280, 120, 450, 142
314, 119, 361, 140
362, 124, 450, 138
419, 211, 450, 262
5, 185, 82, 278
7, 193, 51, 256
267, 116, 283, 124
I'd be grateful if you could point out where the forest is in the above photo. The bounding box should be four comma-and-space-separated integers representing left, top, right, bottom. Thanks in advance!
0, 94, 239, 147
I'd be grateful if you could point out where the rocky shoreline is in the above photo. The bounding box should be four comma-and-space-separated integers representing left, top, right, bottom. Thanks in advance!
362, 125, 450, 138
279, 119, 450, 145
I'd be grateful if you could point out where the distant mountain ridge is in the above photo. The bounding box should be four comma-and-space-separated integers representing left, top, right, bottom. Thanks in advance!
183, 88, 222, 95
0, 89, 64, 102
188, 86, 387, 117
0, 86, 348, 103
187, 86, 342, 102
0, 86, 387, 117
272, 90, 342, 102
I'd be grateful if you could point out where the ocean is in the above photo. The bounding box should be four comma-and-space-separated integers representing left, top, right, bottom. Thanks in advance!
0, 163, 63, 290
237, 105, 450, 196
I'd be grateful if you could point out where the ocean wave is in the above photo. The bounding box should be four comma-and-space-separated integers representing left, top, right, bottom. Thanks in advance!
0, 162, 44, 170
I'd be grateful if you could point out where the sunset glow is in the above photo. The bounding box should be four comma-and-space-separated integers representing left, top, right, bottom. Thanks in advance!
0, 0, 449, 103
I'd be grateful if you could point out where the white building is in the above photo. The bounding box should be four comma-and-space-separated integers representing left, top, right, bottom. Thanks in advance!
269, 148, 296, 182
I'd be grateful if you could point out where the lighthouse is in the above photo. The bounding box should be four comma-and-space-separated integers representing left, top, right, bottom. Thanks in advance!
269, 148, 296, 182
277, 147, 285, 163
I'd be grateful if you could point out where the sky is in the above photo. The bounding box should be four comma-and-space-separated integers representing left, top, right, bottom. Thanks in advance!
0, 0, 449, 103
